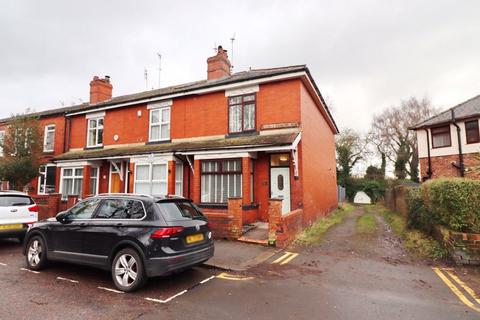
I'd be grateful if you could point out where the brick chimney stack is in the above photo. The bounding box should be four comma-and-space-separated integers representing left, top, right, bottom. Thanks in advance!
89, 75, 113, 104
207, 46, 231, 80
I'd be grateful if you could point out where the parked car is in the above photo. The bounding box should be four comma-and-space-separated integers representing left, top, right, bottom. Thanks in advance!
23, 194, 214, 292
0, 191, 38, 242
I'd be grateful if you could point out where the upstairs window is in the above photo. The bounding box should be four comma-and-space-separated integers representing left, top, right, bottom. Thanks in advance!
87, 117, 104, 148
431, 125, 451, 148
229, 94, 256, 134
465, 120, 480, 144
149, 107, 170, 141
43, 124, 55, 152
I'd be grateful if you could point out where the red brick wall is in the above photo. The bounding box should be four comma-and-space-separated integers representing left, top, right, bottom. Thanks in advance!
419, 154, 480, 180
299, 83, 338, 225
203, 198, 243, 239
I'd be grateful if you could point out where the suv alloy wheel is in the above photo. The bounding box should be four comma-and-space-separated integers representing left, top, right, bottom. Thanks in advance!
111, 248, 146, 292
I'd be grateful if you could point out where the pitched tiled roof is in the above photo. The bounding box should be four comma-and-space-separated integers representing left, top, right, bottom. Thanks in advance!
411, 94, 480, 129
54, 132, 299, 161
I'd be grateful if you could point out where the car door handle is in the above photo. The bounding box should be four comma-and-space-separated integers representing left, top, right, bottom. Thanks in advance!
80, 222, 86, 226
10, 209, 18, 213
115, 222, 123, 227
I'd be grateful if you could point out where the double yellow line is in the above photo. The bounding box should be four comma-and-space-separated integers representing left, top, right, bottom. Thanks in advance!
272, 251, 299, 265
433, 267, 480, 313
217, 272, 254, 281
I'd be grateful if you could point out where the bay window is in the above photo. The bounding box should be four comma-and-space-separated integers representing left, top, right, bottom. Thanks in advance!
87, 117, 104, 148
149, 107, 170, 141
228, 94, 256, 134
201, 159, 242, 203
43, 124, 55, 152
134, 163, 168, 195
89, 167, 99, 195
175, 162, 183, 196
61, 168, 83, 198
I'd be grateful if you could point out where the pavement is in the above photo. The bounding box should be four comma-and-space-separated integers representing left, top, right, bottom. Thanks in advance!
0, 205, 480, 319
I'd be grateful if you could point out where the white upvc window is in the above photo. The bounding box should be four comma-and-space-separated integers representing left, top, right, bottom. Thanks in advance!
43, 124, 55, 152
61, 167, 83, 199
149, 107, 170, 142
175, 162, 183, 196
38, 164, 56, 195
134, 163, 168, 195
87, 117, 104, 148
0, 130, 5, 157
89, 167, 99, 196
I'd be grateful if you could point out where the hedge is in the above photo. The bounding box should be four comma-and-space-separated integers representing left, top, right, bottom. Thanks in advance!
405, 178, 480, 234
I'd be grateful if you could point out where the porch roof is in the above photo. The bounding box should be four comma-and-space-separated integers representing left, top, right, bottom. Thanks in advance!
53, 132, 300, 162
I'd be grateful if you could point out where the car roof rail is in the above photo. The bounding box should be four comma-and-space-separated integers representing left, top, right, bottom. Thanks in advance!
96, 193, 156, 199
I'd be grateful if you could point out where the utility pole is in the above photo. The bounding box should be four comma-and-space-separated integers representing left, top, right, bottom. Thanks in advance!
230, 33, 236, 71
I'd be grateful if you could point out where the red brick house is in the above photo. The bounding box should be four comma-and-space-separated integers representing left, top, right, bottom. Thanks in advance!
412, 94, 480, 180
1, 46, 338, 246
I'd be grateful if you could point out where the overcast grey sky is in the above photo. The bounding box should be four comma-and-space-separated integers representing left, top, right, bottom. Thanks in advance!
1, 0, 479, 134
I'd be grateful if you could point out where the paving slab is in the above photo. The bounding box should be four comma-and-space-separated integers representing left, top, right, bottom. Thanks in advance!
203, 239, 279, 271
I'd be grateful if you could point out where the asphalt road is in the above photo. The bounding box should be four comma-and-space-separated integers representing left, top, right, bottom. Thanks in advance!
0, 206, 479, 319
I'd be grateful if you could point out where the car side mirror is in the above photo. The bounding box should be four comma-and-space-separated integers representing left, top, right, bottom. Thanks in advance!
56, 211, 69, 223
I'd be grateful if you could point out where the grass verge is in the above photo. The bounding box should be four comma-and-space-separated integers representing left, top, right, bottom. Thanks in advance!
377, 205, 449, 260
295, 203, 355, 246
356, 213, 377, 235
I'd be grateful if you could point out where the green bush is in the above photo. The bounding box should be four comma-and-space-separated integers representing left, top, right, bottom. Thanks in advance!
406, 187, 438, 234
346, 178, 386, 203
425, 178, 480, 233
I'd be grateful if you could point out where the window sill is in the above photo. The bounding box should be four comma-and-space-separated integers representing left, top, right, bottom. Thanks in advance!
242, 203, 259, 210
225, 131, 259, 138
197, 203, 228, 209
146, 139, 171, 145
84, 146, 104, 150
43, 150, 54, 154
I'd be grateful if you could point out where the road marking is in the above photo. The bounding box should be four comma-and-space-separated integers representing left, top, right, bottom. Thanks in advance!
199, 275, 216, 284
97, 286, 124, 294
56, 276, 79, 284
444, 269, 480, 305
20, 268, 40, 274
272, 251, 299, 265
432, 267, 480, 313
216, 272, 254, 281
145, 290, 188, 304
0, 262, 7, 266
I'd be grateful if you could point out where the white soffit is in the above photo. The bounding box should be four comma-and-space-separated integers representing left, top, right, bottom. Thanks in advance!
225, 85, 259, 97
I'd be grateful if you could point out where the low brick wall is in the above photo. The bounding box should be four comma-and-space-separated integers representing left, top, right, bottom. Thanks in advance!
276, 209, 304, 248
31, 194, 61, 220
433, 225, 480, 265
384, 185, 409, 216
203, 198, 243, 240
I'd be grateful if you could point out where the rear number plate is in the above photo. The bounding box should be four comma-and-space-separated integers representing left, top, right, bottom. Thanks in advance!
186, 233, 204, 244
0, 224, 23, 231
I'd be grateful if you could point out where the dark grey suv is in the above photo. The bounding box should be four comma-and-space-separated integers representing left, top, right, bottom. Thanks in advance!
23, 194, 214, 292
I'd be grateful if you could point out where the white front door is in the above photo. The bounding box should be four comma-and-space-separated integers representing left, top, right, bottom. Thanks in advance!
270, 167, 291, 215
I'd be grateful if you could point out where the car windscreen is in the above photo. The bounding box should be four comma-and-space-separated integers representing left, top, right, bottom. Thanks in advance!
0, 195, 34, 207
156, 201, 204, 222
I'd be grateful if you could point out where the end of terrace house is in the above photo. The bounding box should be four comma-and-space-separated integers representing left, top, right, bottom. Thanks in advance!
0, 45, 339, 247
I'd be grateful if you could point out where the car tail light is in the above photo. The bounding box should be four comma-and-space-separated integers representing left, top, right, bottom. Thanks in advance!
150, 227, 184, 239
28, 205, 39, 213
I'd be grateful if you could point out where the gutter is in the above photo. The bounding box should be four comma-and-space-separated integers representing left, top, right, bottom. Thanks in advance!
423, 128, 433, 181
451, 109, 465, 177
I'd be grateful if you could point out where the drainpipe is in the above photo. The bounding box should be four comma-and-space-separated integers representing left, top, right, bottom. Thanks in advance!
451, 109, 465, 177
423, 128, 432, 180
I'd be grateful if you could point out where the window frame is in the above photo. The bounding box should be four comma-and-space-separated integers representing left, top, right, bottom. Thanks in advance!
175, 162, 184, 196
465, 119, 480, 144
86, 117, 104, 148
38, 164, 56, 195
60, 167, 84, 199
149, 107, 171, 142
431, 125, 452, 149
92, 198, 147, 220
43, 124, 56, 152
133, 163, 168, 195
0, 130, 4, 157
200, 158, 243, 204
228, 94, 257, 134
89, 167, 100, 196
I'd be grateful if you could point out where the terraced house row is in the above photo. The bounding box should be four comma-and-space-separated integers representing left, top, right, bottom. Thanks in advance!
0, 47, 338, 246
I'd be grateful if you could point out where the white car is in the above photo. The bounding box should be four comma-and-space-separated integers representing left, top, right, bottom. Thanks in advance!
0, 191, 38, 242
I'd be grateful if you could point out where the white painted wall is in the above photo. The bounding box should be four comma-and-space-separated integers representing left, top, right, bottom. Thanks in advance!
417, 121, 480, 158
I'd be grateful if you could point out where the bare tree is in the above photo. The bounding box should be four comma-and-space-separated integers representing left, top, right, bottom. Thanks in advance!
370, 97, 438, 182
336, 128, 368, 186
